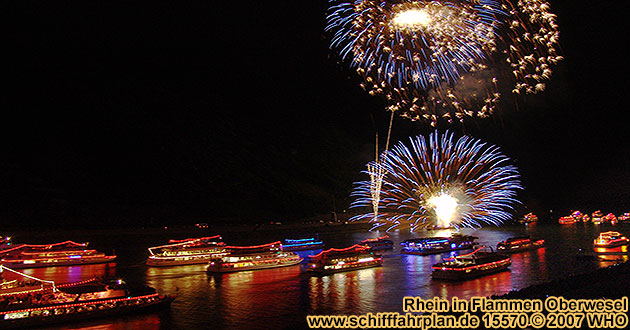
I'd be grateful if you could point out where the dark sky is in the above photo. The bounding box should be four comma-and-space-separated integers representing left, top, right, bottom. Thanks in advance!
4, 1, 628, 228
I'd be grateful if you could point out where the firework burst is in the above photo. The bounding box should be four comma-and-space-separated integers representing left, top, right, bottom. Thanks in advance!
350, 131, 522, 231
327, 0, 562, 125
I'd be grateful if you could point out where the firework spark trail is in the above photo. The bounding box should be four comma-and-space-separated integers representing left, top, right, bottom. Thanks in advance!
351, 131, 522, 231
327, 0, 563, 126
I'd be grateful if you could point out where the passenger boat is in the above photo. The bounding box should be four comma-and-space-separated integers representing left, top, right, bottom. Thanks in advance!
497, 237, 545, 253
306, 244, 382, 275
593, 232, 629, 248
591, 210, 605, 224
604, 213, 618, 225
146, 235, 227, 266
281, 236, 324, 252
360, 235, 394, 251
519, 212, 538, 224
400, 234, 478, 255
431, 247, 511, 280
618, 213, 630, 222
0, 241, 115, 269
571, 210, 589, 222
0, 266, 173, 329
206, 241, 302, 273
558, 216, 576, 225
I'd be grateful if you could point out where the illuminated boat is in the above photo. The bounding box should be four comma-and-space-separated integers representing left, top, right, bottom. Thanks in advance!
306, 244, 382, 275
146, 235, 227, 266
281, 236, 324, 252
0, 241, 115, 269
431, 247, 511, 280
496, 237, 545, 253
206, 241, 302, 273
400, 234, 478, 255
604, 213, 618, 225
592, 210, 605, 224
571, 210, 589, 222
618, 213, 630, 222
0, 266, 173, 329
360, 235, 394, 251
593, 232, 629, 248
558, 216, 576, 225
519, 212, 538, 224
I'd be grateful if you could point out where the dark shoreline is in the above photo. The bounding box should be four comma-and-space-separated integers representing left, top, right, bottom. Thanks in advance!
493, 260, 630, 301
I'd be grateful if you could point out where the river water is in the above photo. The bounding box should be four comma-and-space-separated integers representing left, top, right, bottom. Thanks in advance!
5, 222, 629, 329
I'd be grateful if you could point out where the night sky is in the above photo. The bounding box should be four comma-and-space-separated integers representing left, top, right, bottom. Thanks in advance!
4, 1, 628, 228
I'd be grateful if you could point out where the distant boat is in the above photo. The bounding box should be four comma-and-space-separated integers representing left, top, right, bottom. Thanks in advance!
431, 247, 511, 280
400, 234, 478, 255
519, 212, 538, 224
497, 236, 545, 254
360, 235, 394, 251
558, 216, 576, 225
281, 236, 324, 252
306, 245, 382, 275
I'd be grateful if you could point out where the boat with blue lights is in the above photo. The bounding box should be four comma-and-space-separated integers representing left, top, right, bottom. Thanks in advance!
400, 234, 478, 255
306, 244, 382, 275
206, 241, 302, 273
0, 241, 116, 269
360, 235, 394, 250
0, 265, 173, 329
497, 237, 545, 253
431, 247, 511, 280
146, 235, 227, 266
281, 236, 324, 252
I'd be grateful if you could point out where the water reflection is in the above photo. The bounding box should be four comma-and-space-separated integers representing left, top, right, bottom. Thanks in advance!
309, 267, 382, 314
5, 263, 116, 283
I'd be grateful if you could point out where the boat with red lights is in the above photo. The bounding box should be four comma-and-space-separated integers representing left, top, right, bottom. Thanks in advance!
281, 236, 324, 252
593, 232, 629, 248
206, 241, 302, 273
0, 241, 115, 269
0, 266, 173, 329
591, 210, 605, 224
497, 237, 545, 253
431, 247, 511, 280
146, 235, 227, 266
400, 234, 478, 255
0, 237, 11, 251
306, 244, 382, 275
360, 235, 394, 250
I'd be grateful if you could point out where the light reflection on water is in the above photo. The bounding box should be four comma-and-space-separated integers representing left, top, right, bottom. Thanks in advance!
11, 223, 629, 329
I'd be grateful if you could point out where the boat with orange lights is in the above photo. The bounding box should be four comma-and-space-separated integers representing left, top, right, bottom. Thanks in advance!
146, 235, 227, 266
593, 232, 629, 248
0, 241, 115, 269
306, 245, 382, 275
360, 235, 394, 250
519, 212, 538, 224
591, 210, 605, 224
206, 241, 302, 273
281, 236, 324, 252
0, 265, 173, 329
400, 234, 478, 255
558, 216, 576, 225
431, 247, 511, 280
497, 237, 545, 253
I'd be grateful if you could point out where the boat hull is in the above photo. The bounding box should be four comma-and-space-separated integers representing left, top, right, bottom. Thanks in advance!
0, 294, 173, 329
432, 261, 511, 280
206, 258, 302, 273
1, 256, 116, 269
307, 259, 383, 275
146, 254, 223, 267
